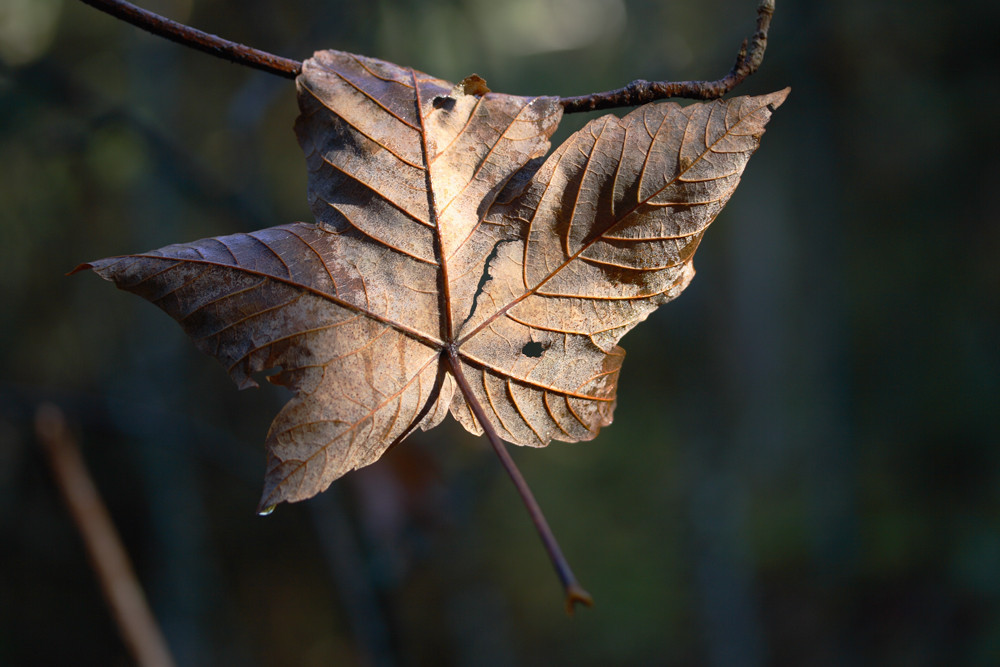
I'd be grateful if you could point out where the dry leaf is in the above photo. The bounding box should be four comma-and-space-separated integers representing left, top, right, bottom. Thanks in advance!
81, 50, 788, 511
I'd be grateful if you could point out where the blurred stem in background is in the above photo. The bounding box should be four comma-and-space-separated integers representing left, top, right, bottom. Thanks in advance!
36, 403, 176, 667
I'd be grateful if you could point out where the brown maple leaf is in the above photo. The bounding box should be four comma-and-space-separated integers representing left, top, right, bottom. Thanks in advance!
79, 50, 787, 608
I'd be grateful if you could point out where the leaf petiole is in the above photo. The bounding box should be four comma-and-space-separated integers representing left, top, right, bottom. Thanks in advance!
445, 347, 593, 614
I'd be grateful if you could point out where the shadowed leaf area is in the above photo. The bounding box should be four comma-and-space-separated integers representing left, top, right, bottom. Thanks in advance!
80, 50, 787, 511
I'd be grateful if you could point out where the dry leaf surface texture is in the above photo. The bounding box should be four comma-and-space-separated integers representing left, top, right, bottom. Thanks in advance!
83, 50, 788, 509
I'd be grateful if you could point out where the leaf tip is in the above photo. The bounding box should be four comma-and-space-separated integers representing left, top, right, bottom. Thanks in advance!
236, 376, 260, 391
257, 482, 282, 515
765, 86, 791, 111
67, 262, 95, 277
257, 480, 282, 515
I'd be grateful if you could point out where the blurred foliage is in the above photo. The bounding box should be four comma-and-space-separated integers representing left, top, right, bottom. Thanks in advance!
2, 0, 999, 665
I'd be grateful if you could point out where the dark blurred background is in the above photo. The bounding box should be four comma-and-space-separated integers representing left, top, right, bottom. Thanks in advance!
2, 0, 999, 665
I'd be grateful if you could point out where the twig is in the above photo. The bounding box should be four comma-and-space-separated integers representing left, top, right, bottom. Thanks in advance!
77, 0, 774, 110
77, 0, 301, 79
35, 403, 177, 667
559, 0, 775, 112
446, 348, 593, 614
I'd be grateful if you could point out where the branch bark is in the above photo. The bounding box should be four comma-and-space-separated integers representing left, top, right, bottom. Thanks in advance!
559, 0, 775, 112
78, 0, 300, 78
77, 0, 774, 110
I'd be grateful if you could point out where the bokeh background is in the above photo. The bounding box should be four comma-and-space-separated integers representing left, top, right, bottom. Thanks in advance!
2, 0, 999, 664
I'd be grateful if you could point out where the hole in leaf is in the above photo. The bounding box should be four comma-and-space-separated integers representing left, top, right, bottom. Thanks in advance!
522, 341, 544, 358
432, 95, 455, 111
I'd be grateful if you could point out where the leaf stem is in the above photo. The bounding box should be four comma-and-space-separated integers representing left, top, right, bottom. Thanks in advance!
77, 0, 774, 110
445, 347, 593, 614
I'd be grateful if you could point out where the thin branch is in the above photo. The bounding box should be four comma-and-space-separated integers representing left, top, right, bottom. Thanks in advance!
35, 403, 177, 667
78, 0, 774, 111
77, 0, 301, 79
560, 0, 775, 112
446, 348, 593, 614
